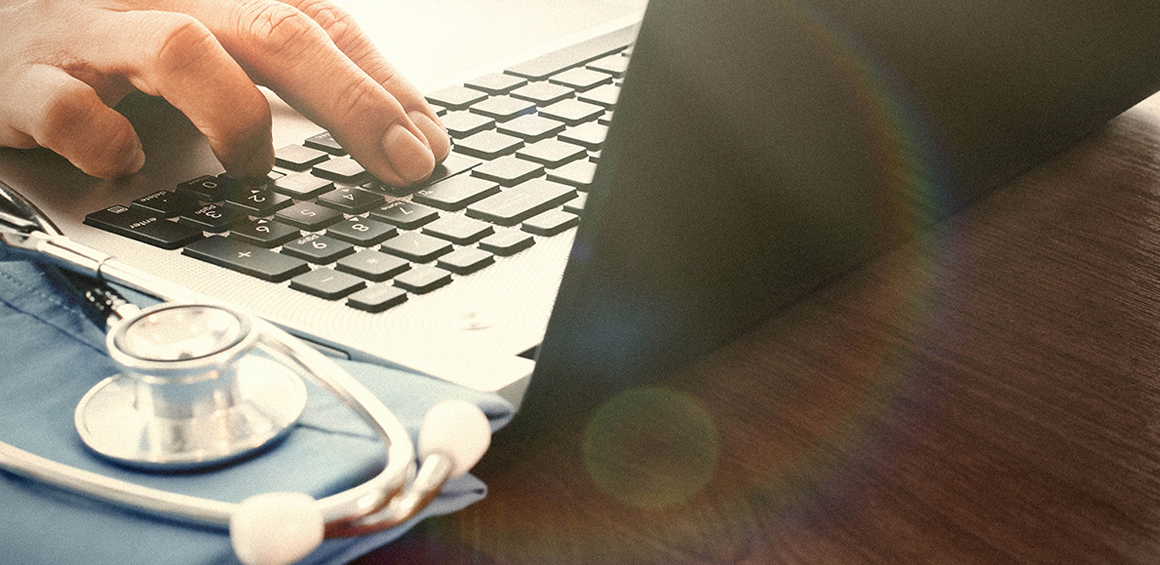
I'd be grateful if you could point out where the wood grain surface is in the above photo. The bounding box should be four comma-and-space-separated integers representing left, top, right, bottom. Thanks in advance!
355, 94, 1160, 564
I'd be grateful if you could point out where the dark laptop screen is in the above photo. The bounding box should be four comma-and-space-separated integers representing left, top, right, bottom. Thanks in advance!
505, 0, 1160, 440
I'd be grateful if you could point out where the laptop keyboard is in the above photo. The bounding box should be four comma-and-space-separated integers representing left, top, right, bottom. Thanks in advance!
84, 28, 633, 313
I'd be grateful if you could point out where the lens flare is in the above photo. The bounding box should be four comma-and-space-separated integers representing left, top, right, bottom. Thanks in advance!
582, 387, 721, 510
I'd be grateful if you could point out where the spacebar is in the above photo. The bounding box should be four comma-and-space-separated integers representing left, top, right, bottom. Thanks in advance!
505, 24, 639, 80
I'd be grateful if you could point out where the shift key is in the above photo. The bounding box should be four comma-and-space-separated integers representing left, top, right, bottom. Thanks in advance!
466, 179, 577, 226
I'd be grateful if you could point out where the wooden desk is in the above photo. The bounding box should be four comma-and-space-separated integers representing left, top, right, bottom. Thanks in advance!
357, 93, 1160, 564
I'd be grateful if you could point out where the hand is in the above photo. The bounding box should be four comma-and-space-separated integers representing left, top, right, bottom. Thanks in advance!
0, 0, 451, 185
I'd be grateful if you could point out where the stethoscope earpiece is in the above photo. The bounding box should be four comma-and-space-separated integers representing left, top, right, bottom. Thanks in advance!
231, 492, 325, 565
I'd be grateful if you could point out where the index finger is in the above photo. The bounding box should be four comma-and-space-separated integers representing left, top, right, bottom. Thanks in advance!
168, 0, 438, 186
281, 0, 450, 163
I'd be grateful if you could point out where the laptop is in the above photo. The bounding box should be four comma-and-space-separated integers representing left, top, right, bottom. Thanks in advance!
2, 0, 1160, 420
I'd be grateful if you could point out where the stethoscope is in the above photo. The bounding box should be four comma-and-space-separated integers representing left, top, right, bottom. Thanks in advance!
0, 180, 493, 565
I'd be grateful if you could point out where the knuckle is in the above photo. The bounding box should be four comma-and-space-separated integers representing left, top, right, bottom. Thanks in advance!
295, 0, 359, 46
35, 85, 93, 142
329, 75, 381, 124
36, 87, 137, 178
147, 16, 216, 78
239, 2, 321, 59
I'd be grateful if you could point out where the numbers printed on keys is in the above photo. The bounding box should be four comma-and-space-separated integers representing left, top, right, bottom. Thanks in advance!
230, 218, 300, 248
282, 233, 356, 264
317, 187, 385, 214
225, 187, 293, 216
327, 216, 397, 246
276, 201, 344, 231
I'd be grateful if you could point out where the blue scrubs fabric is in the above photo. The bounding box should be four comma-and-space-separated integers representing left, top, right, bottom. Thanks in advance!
0, 253, 513, 565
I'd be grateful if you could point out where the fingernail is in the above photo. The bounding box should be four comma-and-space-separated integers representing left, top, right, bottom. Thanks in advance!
382, 122, 435, 183
408, 110, 451, 162
123, 147, 146, 174
239, 142, 274, 180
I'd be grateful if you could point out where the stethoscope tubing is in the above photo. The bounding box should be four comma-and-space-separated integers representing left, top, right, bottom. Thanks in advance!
0, 180, 482, 547
0, 300, 420, 531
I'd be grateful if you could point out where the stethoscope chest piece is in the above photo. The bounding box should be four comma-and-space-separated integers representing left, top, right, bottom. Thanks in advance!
75, 303, 308, 470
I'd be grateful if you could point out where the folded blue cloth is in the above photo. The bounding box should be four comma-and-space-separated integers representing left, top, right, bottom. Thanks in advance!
0, 252, 512, 564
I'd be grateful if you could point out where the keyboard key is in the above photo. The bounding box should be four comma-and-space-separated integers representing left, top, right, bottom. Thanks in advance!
577, 84, 620, 109
467, 179, 577, 226
516, 139, 587, 167
454, 130, 524, 160
539, 99, 604, 126
442, 111, 495, 139
289, 268, 366, 299
178, 203, 243, 233
497, 115, 566, 142
465, 73, 528, 95
422, 215, 494, 245
275, 201, 344, 231
177, 175, 233, 201
273, 172, 335, 199
522, 209, 580, 236
229, 218, 300, 248
549, 67, 613, 91
393, 265, 452, 294
131, 190, 199, 218
380, 232, 453, 262
84, 205, 203, 250
437, 248, 494, 275
367, 152, 482, 196
347, 283, 408, 312
368, 200, 440, 229
326, 216, 397, 246
336, 249, 410, 281
471, 156, 545, 186
312, 156, 368, 183
587, 54, 631, 77
412, 175, 500, 211
563, 192, 588, 214
183, 236, 309, 282
510, 82, 574, 106
224, 187, 293, 216
469, 95, 536, 121
478, 229, 534, 256
559, 122, 608, 150
281, 233, 355, 264
546, 159, 598, 188
316, 187, 385, 214
275, 144, 329, 171
504, 25, 636, 80
303, 131, 346, 155
424, 152, 481, 185
426, 85, 487, 110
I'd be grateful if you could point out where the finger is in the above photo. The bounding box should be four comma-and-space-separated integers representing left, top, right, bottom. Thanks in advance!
79, 10, 274, 179
280, 0, 450, 162
171, 0, 436, 186
5, 64, 144, 179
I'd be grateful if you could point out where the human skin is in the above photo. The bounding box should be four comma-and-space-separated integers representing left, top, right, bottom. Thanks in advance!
0, 0, 451, 185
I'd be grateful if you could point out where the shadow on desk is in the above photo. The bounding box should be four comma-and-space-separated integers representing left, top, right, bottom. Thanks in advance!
355, 95, 1160, 564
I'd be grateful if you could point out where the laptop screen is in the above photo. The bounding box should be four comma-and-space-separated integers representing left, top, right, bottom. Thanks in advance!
507, 0, 1160, 438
